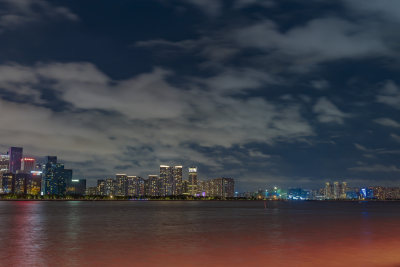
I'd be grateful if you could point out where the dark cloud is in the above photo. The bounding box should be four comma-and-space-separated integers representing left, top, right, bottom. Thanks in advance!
1, 0, 400, 189
0, 0, 78, 32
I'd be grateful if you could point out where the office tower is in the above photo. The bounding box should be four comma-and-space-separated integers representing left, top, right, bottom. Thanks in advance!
173, 166, 183, 195
115, 174, 128, 196
66, 179, 86, 196
1, 173, 14, 194
14, 173, 30, 194
188, 167, 198, 196
27, 171, 42, 195
0, 154, 9, 174
21, 158, 36, 173
8, 147, 23, 173
160, 165, 174, 196
147, 175, 159, 196
41, 156, 72, 196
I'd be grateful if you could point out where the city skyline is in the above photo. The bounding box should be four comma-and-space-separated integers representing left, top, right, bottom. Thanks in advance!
1, 145, 400, 197
1, 1, 400, 191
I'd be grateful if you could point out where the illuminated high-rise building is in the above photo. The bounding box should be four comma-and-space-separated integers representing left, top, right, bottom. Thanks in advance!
115, 174, 128, 196
137, 177, 145, 197
324, 182, 333, 199
147, 175, 159, 196
104, 178, 115, 196
14, 173, 30, 194
188, 167, 198, 196
8, 147, 23, 173
173, 166, 183, 195
1, 173, 14, 194
41, 156, 72, 196
21, 157, 36, 173
340, 182, 347, 199
210, 178, 235, 198
159, 165, 173, 196
97, 180, 105, 196
27, 171, 42, 195
333, 181, 340, 199
0, 154, 9, 174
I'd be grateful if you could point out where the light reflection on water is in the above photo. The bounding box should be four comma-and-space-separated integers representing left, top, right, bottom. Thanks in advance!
0, 201, 399, 267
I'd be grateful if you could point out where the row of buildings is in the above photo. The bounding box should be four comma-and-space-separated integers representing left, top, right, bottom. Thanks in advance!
1, 147, 235, 198
1, 147, 85, 196
86, 166, 235, 198
246, 181, 400, 200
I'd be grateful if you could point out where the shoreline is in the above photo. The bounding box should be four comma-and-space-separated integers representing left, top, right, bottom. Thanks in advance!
0, 199, 399, 202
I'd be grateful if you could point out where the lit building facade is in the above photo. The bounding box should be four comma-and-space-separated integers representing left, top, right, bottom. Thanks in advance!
173, 166, 183, 195
41, 156, 72, 196
0, 154, 9, 174
8, 147, 23, 174
66, 179, 86, 195
146, 175, 159, 196
21, 158, 36, 173
188, 167, 198, 196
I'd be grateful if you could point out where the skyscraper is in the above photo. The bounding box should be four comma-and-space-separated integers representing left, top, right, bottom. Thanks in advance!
0, 154, 9, 174
27, 171, 42, 195
188, 167, 198, 196
41, 156, 72, 196
147, 175, 159, 196
21, 157, 36, 173
1, 173, 14, 194
159, 165, 173, 196
173, 166, 183, 195
8, 147, 23, 173
115, 174, 128, 196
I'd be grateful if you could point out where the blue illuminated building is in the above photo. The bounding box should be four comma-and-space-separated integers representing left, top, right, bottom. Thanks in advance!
41, 156, 72, 196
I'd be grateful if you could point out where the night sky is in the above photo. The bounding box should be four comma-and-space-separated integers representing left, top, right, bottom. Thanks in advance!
1, 0, 400, 191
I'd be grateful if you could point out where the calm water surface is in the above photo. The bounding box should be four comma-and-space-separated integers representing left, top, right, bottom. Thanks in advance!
0, 201, 399, 267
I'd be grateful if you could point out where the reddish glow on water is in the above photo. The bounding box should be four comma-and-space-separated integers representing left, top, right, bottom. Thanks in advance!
0, 201, 399, 266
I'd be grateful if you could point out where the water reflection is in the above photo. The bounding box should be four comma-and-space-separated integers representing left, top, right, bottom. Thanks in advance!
0, 201, 399, 266
4, 202, 44, 266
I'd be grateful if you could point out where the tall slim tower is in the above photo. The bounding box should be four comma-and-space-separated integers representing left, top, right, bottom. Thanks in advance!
188, 167, 198, 196
159, 165, 173, 196
8, 147, 23, 173
173, 166, 183, 195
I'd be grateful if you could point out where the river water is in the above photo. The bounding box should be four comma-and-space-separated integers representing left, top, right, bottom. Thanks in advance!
0, 201, 399, 266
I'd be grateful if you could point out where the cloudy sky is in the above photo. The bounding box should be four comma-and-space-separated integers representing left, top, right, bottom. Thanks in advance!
1, 0, 400, 190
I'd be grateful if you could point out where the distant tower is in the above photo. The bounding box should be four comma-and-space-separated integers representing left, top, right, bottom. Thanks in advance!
324, 182, 333, 200
8, 147, 23, 173
188, 167, 198, 196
